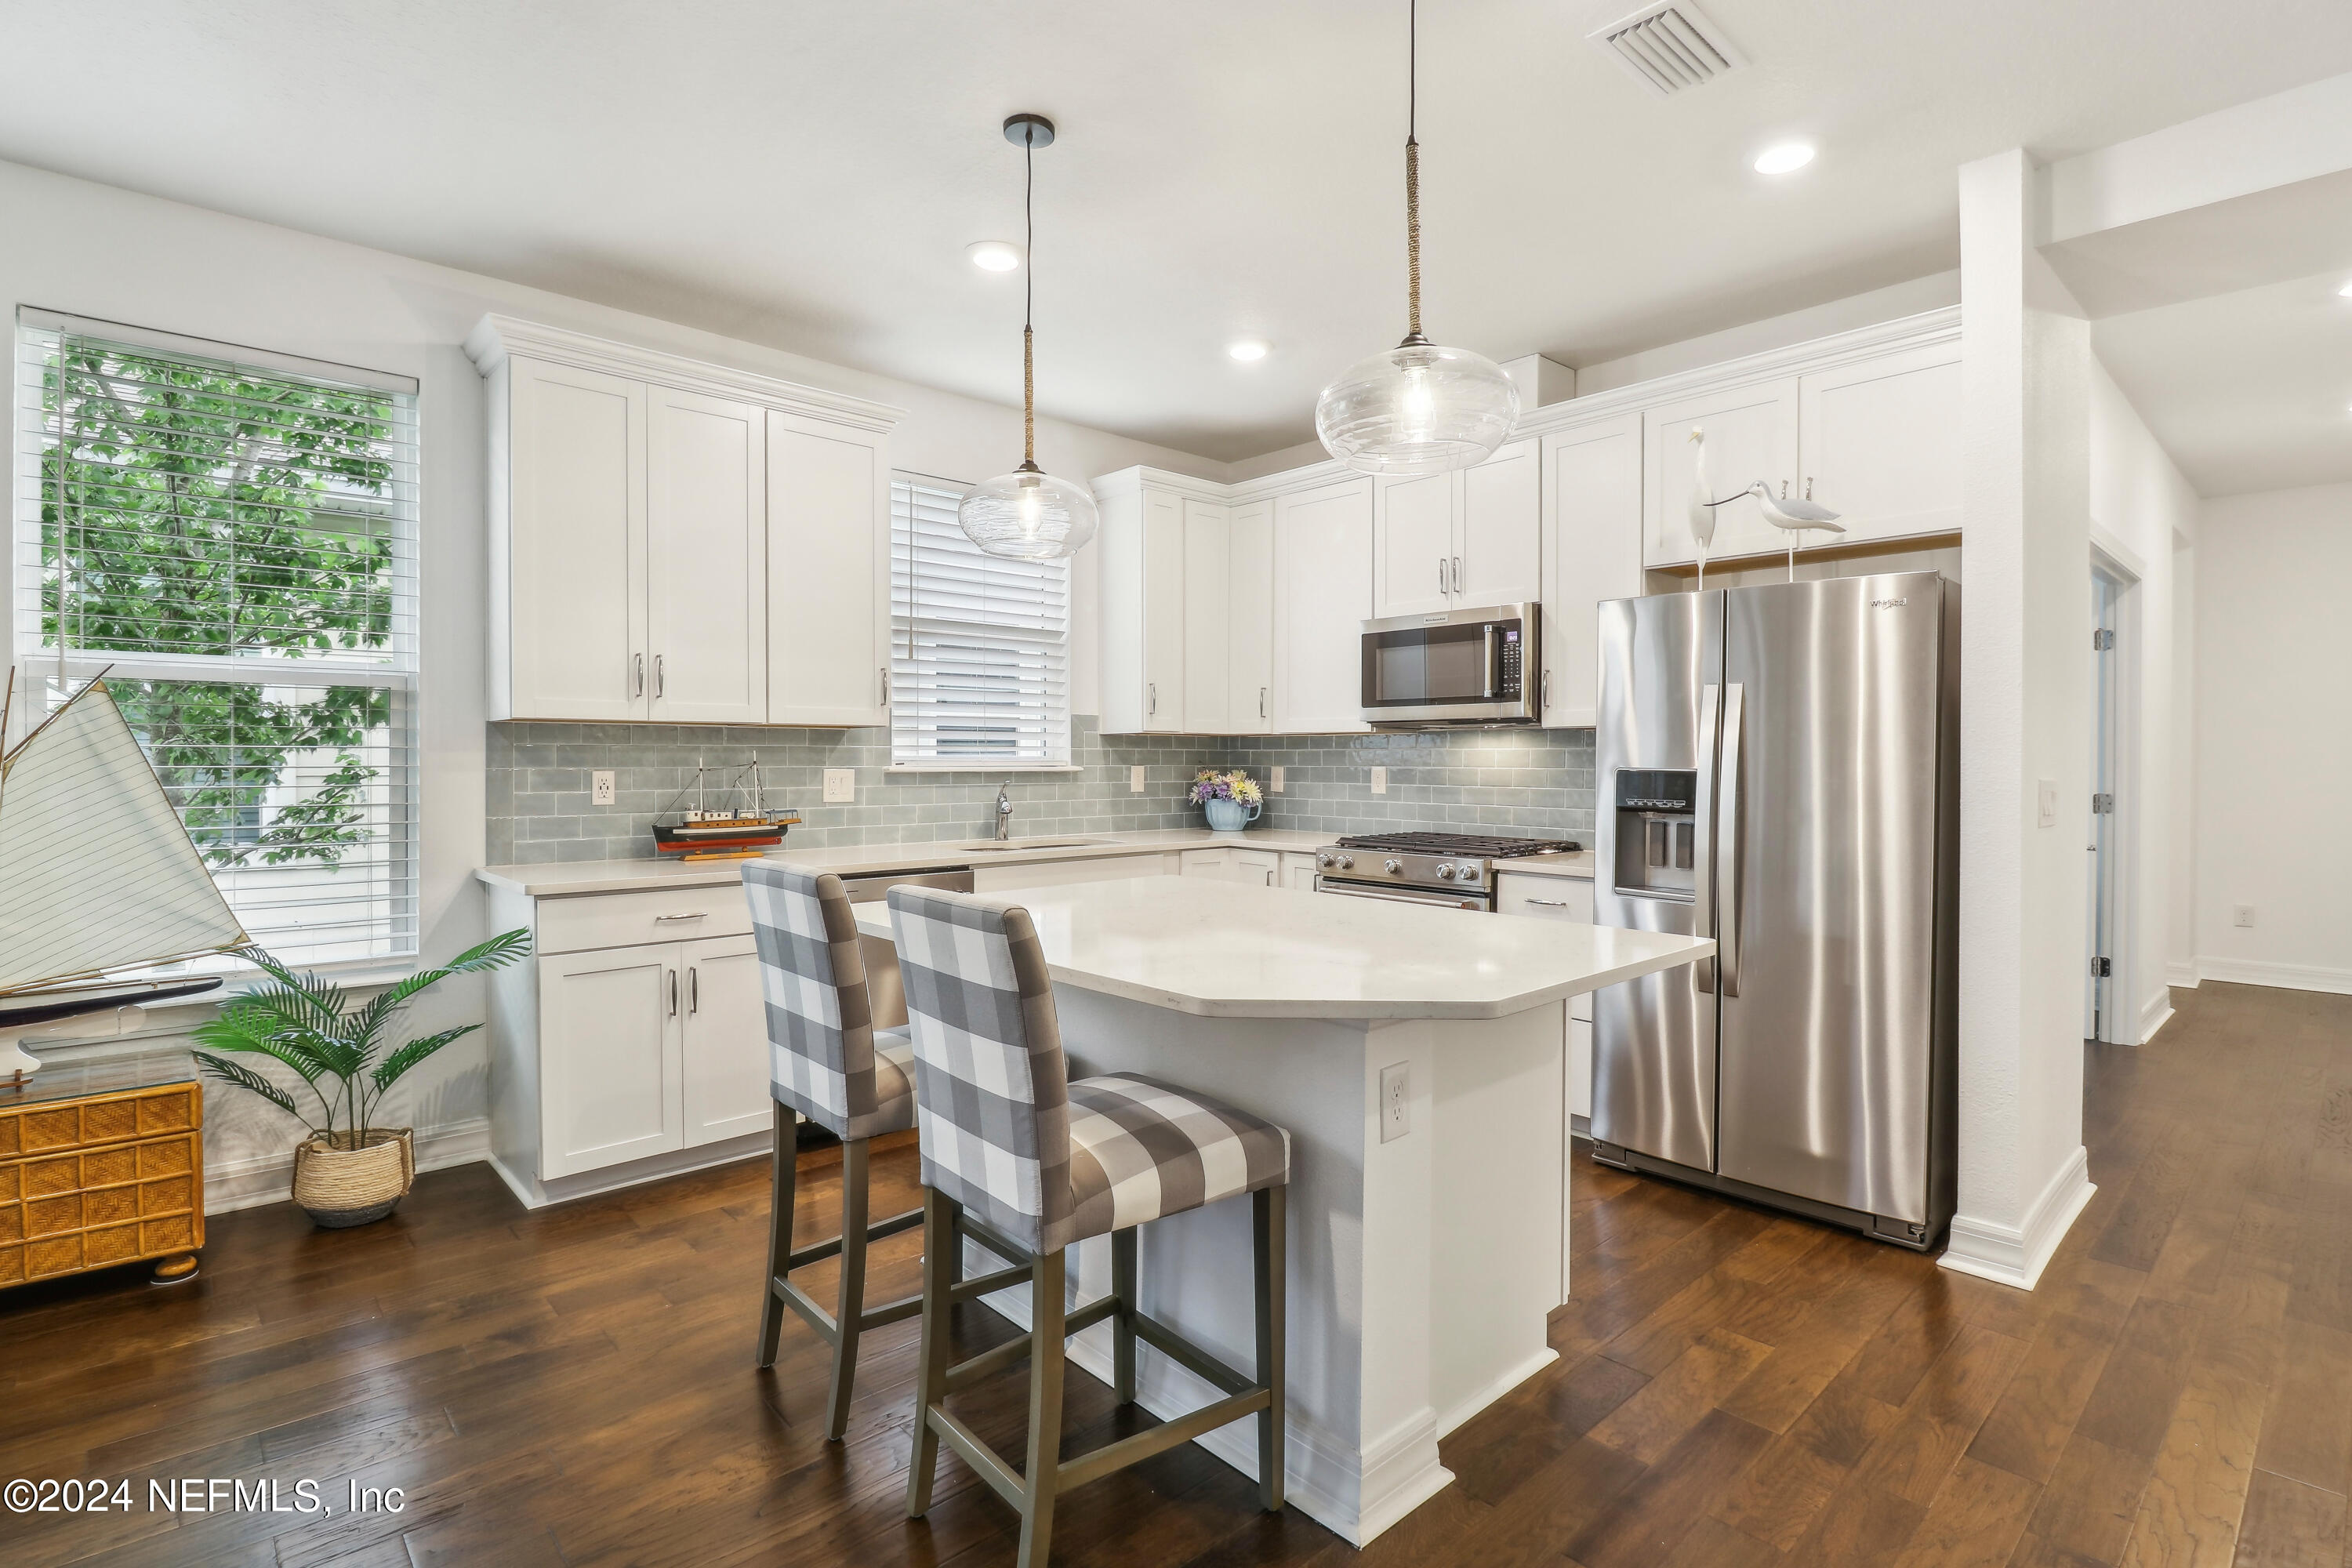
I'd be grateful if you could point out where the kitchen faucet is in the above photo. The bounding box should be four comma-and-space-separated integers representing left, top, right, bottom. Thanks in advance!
994, 780, 1014, 841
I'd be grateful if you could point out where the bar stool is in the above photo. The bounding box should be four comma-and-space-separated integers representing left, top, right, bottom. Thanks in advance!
886, 885, 1289, 1568
746, 860, 929, 1441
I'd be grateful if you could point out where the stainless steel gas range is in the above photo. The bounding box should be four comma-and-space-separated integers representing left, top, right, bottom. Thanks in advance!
1311, 831, 1583, 911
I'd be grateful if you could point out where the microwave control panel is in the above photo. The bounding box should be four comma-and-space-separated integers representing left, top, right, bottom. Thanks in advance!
1499, 626, 1523, 696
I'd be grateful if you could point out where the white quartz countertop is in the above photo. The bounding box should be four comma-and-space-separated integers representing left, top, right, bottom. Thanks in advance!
851, 874, 1711, 1021
1492, 850, 1595, 881
476, 827, 1334, 898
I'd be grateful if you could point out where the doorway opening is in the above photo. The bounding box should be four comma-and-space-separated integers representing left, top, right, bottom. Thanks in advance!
2084, 549, 2141, 1044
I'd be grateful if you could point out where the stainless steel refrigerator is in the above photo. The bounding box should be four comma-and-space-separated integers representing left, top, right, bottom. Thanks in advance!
1588, 572, 1959, 1249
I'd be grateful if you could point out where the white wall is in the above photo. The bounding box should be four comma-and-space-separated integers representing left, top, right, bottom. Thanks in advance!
2192, 481, 2352, 993
0, 155, 1223, 1201
2086, 361, 2199, 1040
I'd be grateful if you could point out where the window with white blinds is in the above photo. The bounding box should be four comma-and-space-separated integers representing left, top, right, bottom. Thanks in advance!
12, 310, 421, 967
890, 474, 1071, 768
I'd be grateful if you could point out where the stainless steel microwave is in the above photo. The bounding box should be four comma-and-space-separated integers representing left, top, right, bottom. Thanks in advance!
1360, 603, 1539, 726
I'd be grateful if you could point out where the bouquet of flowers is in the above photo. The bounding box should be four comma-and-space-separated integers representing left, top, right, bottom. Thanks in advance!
1189, 769, 1263, 806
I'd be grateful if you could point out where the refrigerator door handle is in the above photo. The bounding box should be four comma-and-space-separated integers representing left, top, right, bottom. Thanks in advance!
1692, 682, 1721, 991
1717, 682, 1746, 997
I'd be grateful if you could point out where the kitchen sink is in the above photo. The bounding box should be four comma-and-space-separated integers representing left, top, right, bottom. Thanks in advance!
939, 836, 1124, 853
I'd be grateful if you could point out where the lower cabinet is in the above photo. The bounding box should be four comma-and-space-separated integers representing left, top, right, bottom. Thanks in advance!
1283, 851, 1320, 891
1179, 846, 1283, 886
972, 852, 1179, 894
535, 932, 768, 1181
1496, 873, 1599, 1121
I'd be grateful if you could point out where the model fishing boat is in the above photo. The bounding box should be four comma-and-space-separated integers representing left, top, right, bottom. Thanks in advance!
0, 673, 251, 1079
649, 757, 800, 861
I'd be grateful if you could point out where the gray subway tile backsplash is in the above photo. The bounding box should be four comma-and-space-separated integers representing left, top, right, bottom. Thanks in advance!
484, 716, 1595, 863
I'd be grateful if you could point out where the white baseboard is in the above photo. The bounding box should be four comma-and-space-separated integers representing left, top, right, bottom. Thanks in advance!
488, 1132, 768, 1210
2165, 960, 2200, 989
2194, 956, 2352, 996
2139, 989, 2176, 1044
205, 1118, 490, 1214
1435, 1347, 1558, 1439
1939, 1145, 2094, 1292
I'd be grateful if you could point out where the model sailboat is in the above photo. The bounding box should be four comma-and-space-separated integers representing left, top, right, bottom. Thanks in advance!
0, 674, 251, 1078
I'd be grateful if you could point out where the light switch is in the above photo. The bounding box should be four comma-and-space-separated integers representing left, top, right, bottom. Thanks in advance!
590, 771, 615, 806
822, 768, 855, 804
1270, 766, 1284, 793
2035, 779, 2057, 828
1130, 764, 1145, 793
1371, 766, 1388, 795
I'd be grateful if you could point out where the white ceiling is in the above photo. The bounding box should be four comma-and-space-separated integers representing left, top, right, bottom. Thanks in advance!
2, 1, 2350, 461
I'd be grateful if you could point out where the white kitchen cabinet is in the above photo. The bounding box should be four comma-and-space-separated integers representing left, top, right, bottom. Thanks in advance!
499, 357, 647, 721
677, 934, 769, 1147
1228, 500, 1276, 733
1570, 1018, 1593, 1125
1371, 439, 1541, 616
1497, 872, 1599, 1122
1541, 415, 1645, 728
1796, 342, 1962, 546
767, 410, 890, 726
1643, 377, 1800, 568
1283, 852, 1321, 891
1272, 477, 1374, 733
647, 387, 767, 723
1181, 845, 1282, 886
1181, 498, 1233, 733
538, 944, 681, 1180
1097, 475, 1196, 733
470, 315, 900, 728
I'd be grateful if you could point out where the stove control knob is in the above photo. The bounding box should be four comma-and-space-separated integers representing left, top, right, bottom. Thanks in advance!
1337, 855, 1355, 871
1457, 864, 1480, 884
1384, 858, 1403, 875
1316, 852, 1334, 868
1436, 862, 1456, 880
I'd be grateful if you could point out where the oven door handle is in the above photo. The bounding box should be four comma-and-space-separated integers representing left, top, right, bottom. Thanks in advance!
1316, 879, 1487, 910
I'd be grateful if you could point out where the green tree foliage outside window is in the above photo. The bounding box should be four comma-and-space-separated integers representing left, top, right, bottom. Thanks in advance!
38, 338, 405, 867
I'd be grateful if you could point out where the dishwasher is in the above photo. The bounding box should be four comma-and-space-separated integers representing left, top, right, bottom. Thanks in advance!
795, 865, 975, 1150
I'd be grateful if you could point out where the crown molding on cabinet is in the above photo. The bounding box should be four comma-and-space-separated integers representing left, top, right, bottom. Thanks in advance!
463, 314, 902, 434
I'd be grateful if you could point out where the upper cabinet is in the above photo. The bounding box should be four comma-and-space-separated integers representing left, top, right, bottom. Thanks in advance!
470, 315, 898, 726
1541, 415, 1644, 729
1227, 500, 1276, 735
1095, 474, 1193, 733
1643, 378, 1801, 568
1272, 477, 1374, 734
1371, 437, 1541, 617
1795, 342, 1963, 545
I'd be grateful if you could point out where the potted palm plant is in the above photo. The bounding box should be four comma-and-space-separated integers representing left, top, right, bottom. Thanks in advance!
194, 931, 530, 1227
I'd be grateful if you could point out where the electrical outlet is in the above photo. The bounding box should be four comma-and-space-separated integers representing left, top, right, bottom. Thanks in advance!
1270, 766, 1284, 794
822, 768, 855, 804
1371, 766, 1388, 795
590, 770, 615, 806
1130, 764, 1145, 793
2035, 779, 2058, 828
2233, 904, 2256, 928
1378, 1062, 1410, 1143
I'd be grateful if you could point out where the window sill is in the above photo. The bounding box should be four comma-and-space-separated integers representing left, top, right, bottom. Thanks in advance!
884, 763, 1084, 775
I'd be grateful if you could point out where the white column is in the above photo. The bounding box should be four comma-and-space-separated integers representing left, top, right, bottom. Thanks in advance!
1944, 149, 2097, 1290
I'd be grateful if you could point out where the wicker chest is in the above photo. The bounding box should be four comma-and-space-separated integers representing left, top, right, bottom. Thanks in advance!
0, 1054, 205, 1287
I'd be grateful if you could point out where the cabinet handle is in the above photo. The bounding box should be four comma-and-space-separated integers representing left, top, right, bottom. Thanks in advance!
653, 912, 707, 924
655, 654, 666, 699
1260, 686, 1268, 718
1454, 555, 1463, 595
1523, 896, 1571, 908
1438, 557, 1449, 595
1543, 669, 1551, 712
633, 653, 644, 698
668, 968, 678, 1017
1148, 681, 1157, 716
688, 966, 699, 1014
879, 666, 889, 706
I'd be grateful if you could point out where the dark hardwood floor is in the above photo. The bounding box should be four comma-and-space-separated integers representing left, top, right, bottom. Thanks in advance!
4, 979, 2348, 1566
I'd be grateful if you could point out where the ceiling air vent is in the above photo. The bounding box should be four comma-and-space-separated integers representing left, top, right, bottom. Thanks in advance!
1589, 2, 1748, 96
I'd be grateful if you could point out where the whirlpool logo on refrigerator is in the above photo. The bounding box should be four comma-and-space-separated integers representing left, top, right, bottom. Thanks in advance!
1870, 597, 1909, 608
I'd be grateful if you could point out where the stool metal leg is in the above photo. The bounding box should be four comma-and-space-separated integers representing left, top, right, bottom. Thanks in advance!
1254, 1185, 1286, 1512
1112, 1226, 1138, 1403
826, 1136, 873, 1441
756, 1103, 796, 1367
906, 1189, 956, 1519
1016, 1246, 1069, 1568
946, 1199, 965, 1290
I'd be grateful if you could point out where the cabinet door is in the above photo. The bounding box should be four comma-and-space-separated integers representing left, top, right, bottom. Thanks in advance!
1454, 438, 1541, 607
539, 946, 681, 1179
768, 412, 890, 726
647, 387, 766, 723
1179, 846, 1232, 880
1570, 1017, 1592, 1122
1643, 377, 1799, 567
1283, 853, 1320, 891
1181, 498, 1232, 734
1541, 416, 1644, 728
1797, 343, 1962, 546
1232, 848, 1282, 887
1141, 489, 1186, 731
1272, 478, 1374, 733
680, 935, 770, 1147
1227, 500, 1276, 733
506, 358, 646, 720
1373, 470, 1457, 615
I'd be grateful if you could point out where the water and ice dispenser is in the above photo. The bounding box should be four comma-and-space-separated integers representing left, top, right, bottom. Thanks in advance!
1612, 768, 1697, 898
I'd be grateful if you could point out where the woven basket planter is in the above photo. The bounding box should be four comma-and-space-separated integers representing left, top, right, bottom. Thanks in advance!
292, 1128, 415, 1228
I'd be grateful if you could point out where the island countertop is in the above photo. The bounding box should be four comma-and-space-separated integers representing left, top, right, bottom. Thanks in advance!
851, 873, 1711, 1021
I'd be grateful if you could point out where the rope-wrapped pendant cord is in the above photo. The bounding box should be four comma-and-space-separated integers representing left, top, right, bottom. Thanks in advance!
1403, 0, 1424, 343
1022, 130, 1038, 466
1023, 325, 1035, 466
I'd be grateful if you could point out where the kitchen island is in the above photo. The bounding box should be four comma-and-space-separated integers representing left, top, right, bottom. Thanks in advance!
851, 874, 1711, 1547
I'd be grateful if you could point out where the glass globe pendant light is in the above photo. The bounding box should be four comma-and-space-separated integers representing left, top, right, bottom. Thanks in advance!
1314, 1, 1519, 477
958, 113, 1101, 559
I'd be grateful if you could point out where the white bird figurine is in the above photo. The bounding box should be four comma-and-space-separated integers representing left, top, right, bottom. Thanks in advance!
1704, 477, 1845, 581
1686, 428, 1719, 590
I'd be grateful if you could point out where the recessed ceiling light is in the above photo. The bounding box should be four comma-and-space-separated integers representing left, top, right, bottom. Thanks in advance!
1227, 339, 1270, 362
1753, 142, 1816, 175
967, 240, 1022, 272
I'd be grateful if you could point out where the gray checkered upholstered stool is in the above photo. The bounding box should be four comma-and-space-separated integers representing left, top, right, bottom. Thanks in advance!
746, 860, 929, 1441
887, 884, 1290, 1568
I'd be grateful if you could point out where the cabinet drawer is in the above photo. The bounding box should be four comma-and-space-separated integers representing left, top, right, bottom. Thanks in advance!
535, 884, 753, 954
1497, 877, 1594, 924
